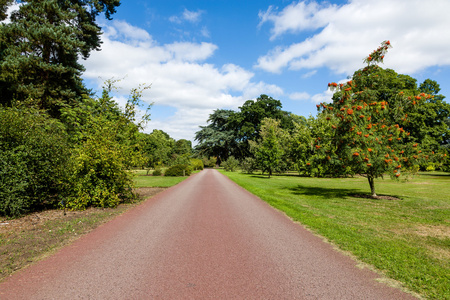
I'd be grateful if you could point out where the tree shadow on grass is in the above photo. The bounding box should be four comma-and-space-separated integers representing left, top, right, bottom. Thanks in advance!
245, 173, 403, 200
289, 184, 403, 200
418, 172, 450, 177
288, 184, 357, 200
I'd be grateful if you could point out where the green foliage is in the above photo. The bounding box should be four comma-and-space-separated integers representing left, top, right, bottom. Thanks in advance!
195, 96, 300, 163
194, 109, 236, 165
190, 158, 204, 171
250, 118, 287, 177
0, 2, 167, 216
152, 167, 163, 176
141, 129, 175, 168
66, 128, 135, 210
289, 116, 325, 175
63, 82, 152, 210
174, 139, 192, 156
165, 164, 192, 177
0, 107, 70, 217
202, 157, 217, 168
412, 79, 450, 148
222, 156, 239, 172
240, 157, 257, 174
0, 0, 120, 117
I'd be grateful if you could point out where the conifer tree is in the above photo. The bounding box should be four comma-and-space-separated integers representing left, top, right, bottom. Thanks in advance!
0, 0, 120, 117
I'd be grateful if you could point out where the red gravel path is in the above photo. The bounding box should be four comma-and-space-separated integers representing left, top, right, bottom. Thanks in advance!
0, 169, 415, 299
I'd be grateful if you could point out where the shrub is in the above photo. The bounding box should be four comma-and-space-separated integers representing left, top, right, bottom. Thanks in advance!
241, 157, 257, 173
190, 158, 204, 170
152, 167, 162, 176
222, 156, 239, 172
65, 128, 136, 210
202, 157, 217, 168
172, 154, 190, 166
425, 163, 436, 172
0, 107, 70, 217
165, 164, 192, 176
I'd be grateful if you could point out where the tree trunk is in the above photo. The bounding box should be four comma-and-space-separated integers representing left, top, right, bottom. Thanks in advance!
368, 176, 377, 197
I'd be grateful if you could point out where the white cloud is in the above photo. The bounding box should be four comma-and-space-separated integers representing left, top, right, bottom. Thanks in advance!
311, 89, 334, 104
256, 0, 450, 75
164, 42, 217, 62
182, 9, 203, 23
82, 20, 282, 141
170, 8, 204, 24
301, 70, 317, 78
200, 26, 210, 38
289, 92, 310, 101
105, 20, 152, 43
149, 108, 214, 141
259, 2, 338, 40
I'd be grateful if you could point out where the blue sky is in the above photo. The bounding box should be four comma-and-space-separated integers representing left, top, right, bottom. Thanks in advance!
77, 0, 450, 142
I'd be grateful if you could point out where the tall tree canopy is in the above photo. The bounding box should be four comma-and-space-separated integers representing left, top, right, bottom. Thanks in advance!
195, 94, 298, 162
194, 109, 237, 165
0, 0, 121, 117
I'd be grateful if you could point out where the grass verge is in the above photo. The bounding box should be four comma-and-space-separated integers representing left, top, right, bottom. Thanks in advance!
0, 172, 189, 282
133, 173, 188, 188
221, 170, 449, 299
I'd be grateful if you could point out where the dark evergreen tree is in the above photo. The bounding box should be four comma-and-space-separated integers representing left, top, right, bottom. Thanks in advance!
194, 109, 237, 165
0, 0, 120, 117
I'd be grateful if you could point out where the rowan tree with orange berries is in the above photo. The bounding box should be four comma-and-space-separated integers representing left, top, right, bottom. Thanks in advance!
313, 41, 446, 197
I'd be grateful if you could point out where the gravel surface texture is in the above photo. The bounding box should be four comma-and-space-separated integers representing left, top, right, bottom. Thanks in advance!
0, 169, 416, 299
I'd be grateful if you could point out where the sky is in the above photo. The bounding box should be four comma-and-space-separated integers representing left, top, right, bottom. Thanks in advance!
8, 0, 450, 143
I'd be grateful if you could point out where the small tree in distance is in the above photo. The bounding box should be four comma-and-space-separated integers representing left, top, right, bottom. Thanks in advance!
250, 118, 287, 178
313, 41, 446, 198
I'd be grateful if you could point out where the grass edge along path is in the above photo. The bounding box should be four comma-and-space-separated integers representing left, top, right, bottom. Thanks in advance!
220, 170, 449, 300
0, 173, 189, 283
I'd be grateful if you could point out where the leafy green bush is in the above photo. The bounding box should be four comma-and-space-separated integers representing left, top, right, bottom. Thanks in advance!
0, 107, 70, 217
152, 167, 162, 176
222, 156, 239, 172
165, 164, 192, 176
190, 158, 204, 170
202, 157, 217, 168
241, 157, 257, 174
65, 124, 136, 210
425, 163, 436, 172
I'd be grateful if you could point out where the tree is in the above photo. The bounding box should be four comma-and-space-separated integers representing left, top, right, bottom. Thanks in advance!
0, 106, 71, 216
412, 79, 450, 150
141, 129, 175, 170
0, 0, 120, 117
194, 109, 237, 165
195, 96, 298, 163
228, 94, 293, 159
63, 82, 151, 210
250, 118, 287, 178
314, 41, 446, 197
289, 115, 325, 176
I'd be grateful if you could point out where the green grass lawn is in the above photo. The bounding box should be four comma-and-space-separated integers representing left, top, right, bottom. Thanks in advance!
221, 170, 449, 299
132, 172, 192, 188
